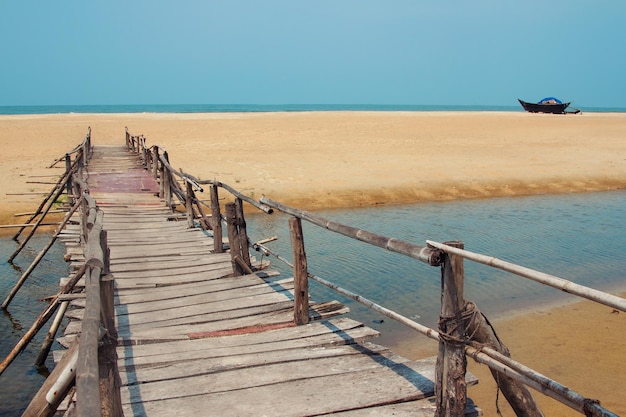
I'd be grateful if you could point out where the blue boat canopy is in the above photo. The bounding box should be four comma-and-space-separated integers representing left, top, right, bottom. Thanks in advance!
538, 97, 562, 104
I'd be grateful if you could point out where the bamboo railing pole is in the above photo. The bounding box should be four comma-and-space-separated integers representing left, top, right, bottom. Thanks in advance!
76, 210, 104, 417
210, 184, 223, 253
289, 217, 309, 325
22, 341, 80, 417
76, 266, 102, 417
435, 241, 467, 417
3, 198, 82, 309
260, 196, 441, 266
426, 240, 626, 313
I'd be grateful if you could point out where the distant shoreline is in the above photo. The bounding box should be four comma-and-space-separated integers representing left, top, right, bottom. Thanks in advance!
2, 103, 626, 115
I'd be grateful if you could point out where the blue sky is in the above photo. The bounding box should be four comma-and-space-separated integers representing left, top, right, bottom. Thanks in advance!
1, 1, 625, 107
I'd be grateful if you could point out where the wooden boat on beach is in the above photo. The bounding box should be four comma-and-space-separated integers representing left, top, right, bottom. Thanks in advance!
518, 97, 580, 114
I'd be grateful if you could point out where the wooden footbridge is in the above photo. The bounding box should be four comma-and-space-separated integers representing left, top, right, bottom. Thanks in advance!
3, 129, 624, 417
63, 144, 463, 416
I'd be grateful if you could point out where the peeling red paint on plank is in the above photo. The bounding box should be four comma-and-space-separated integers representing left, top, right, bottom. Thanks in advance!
188, 321, 296, 339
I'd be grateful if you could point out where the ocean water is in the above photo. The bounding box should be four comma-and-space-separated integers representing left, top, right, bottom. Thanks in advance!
1, 191, 625, 415
1, 103, 625, 115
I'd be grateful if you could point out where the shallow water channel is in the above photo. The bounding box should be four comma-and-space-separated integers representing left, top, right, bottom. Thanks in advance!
1, 190, 625, 416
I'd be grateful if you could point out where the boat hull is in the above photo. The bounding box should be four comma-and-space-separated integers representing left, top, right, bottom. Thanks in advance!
518, 99, 570, 114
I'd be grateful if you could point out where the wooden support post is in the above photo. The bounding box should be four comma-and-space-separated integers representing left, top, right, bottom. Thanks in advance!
158, 159, 165, 198
65, 154, 73, 205
186, 181, 194, 228
466, 303, 545, 417
3, 199, 82, 309
34, 300, 69, 368
225, 202, 244, 276
163, 152, 172, 208
164, 170, 172, 208
289, 217, 309, 325
210, 184, 223, 253
435, 241, 467, 417
152, 147, 159, 179
140, 137, 146, 167
194, 199, 212, 231
13, 168, 71, 241
234, 198, 252, 269
10, 171, 71, 253
100, 230, 110, 276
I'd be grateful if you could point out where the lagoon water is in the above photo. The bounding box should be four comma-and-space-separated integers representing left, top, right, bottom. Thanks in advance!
1, 190, 625, 415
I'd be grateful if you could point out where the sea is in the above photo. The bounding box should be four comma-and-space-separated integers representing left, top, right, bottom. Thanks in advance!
1, 103, 626, 115
0, 103, 625, 415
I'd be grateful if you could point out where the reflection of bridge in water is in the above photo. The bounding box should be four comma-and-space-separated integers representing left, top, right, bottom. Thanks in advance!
6, 129, 623, 416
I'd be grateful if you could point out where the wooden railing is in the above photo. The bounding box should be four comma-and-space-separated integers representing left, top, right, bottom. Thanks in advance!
0, 130, 122, 417
124, 129, 623, 417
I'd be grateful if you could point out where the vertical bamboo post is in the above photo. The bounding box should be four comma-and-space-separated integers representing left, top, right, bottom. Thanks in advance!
163, 170, 171, 208
163, 152, 172, 208
140, 137, 146, 167
158, 158, 165, 198
125, 127, 130, 149
186, 181, 194, 228
435, 241, 467, 417
225, 202, 244, 276
210, 184, 223, 253
152, 147, 159, 179
65, 154, 73, 205
234, 198, 252, 269
194, 198, 212, 231
34, 300, 69, 368
289, 217, 309, 325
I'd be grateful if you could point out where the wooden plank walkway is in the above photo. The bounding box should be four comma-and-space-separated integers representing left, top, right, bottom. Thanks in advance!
57, 145, 480, 416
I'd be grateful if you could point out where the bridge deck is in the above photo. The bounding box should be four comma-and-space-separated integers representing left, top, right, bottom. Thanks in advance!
57, 145, 479, 416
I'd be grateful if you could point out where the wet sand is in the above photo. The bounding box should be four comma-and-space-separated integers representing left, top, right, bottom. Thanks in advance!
1, 111, 625, 415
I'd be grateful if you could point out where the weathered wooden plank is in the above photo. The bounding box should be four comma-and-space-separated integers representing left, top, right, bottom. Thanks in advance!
119, 342, 393, 387
110, 302, 344, 343
115, 290, 294, 325
110, 266, 234, 287
68, 276, 289, 307
121, 356, 473, 417
120, 346, 414, 404
117, 317, 368, 359
114, 281, 294, 315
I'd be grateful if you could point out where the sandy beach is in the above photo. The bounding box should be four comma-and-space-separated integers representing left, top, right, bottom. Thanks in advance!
1, 111, 625, 415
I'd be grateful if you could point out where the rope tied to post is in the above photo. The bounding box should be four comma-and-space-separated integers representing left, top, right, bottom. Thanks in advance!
437, 300, 482, 347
